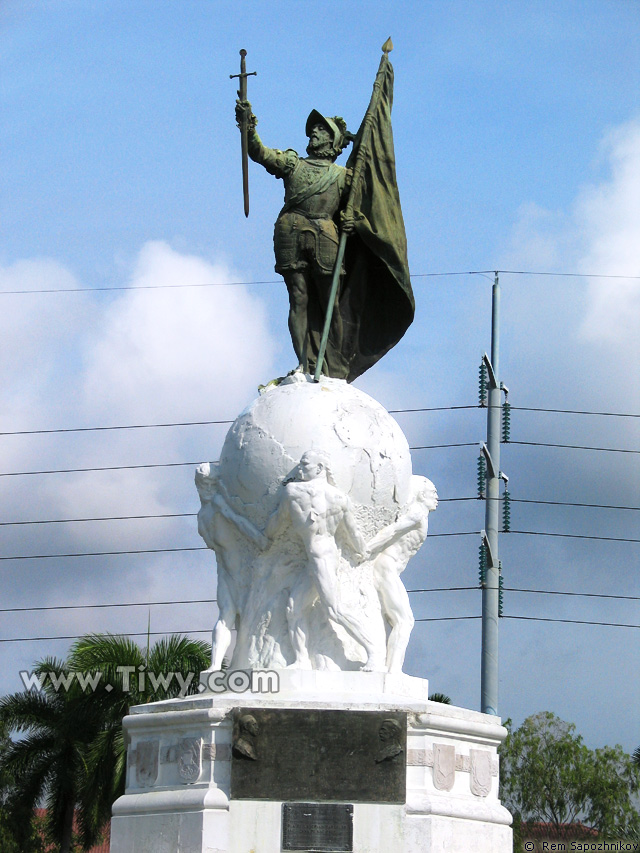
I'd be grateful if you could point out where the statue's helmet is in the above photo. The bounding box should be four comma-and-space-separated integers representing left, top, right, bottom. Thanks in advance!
306, 110, 348, 153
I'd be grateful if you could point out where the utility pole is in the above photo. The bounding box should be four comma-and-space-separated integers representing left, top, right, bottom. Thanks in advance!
480, 272, 507, 716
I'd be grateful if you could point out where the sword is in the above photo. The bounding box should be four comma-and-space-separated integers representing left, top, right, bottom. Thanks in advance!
230, 49, 257, 217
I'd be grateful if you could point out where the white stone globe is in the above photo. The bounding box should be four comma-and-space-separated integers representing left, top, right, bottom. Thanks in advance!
217, 374, 412, 534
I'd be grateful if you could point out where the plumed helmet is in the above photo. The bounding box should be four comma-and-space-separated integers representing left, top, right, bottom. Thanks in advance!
305, 110, 348, 153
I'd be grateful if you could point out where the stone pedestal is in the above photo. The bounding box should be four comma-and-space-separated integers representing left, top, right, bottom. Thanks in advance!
110, 673, 512, 852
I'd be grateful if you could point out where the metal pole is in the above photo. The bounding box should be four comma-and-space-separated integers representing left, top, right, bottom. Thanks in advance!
314, 39, 393, 382
481, 272, 501, 716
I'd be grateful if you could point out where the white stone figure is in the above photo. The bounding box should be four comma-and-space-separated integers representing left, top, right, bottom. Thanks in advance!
265, 450, 385, 672
195, 462, 268, 671
366, 476, 438, 673
196, 376, 429, 671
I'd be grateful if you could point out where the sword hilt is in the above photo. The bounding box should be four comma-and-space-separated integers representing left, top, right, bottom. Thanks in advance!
230, 49, 256, 101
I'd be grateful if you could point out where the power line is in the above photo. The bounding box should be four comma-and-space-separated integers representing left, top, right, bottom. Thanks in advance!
502, 587, 640, 601
501, 615, 639, 629
509, 440, 640, 454
3, 495, 638, 527
0, 598, 217, 615
0, 630, 212, 644
4, 430, 637, 477
512, 406, 640, 419
0, 531, 480, 562
0, 620, 484, 644
2, 403, 637, 438
0, 461, 200, 478
509, 530, 640, 543
0, 546, 209, 562
4, 611, 639, 644
2, 527, 638, 562
493, 270, 640, 280
2, 268, 639, 296
407, 586, 640, 601
0, 442, 483, 478
0, 405, 479, 438
505, 498, 640, 511
0, 512, 198, 527
1, 585, 636, 616
0, 419, 235, 437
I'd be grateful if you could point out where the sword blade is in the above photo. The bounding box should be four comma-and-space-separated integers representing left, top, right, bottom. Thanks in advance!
241, 123, 250, 217
231, 49, 254, 218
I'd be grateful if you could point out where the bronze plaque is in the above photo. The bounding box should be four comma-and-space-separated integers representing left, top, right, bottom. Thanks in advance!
282, 802, 353, 852
230, 708, 406, 803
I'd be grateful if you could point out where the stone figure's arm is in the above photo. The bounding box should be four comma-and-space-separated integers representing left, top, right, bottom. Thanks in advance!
367, 511, 424, 558
265, 494, 291, 540
214, 495, 269, 550
342, 499, 366, 561
235, 99, 297, 179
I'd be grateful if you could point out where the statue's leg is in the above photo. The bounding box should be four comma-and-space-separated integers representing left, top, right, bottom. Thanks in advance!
313, 551, 385, 671
211, 571, 236, 670
283, 271, 311, 371
286, 573, 317, 669
375, 558, 415, 674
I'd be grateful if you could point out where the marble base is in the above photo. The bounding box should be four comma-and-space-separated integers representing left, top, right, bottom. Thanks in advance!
109, 673, 512, 852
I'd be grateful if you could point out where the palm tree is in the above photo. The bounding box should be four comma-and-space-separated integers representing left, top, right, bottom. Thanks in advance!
0, 656, 103, 852
67, 633, 210, 847
428, 692, 452, 704
0, 633, 210, 851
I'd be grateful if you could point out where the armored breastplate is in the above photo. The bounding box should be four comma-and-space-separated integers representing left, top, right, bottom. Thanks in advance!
284, 159, 345, 219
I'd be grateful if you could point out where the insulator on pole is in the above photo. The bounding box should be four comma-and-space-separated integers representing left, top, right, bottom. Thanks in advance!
478, 541, 487, 587
502, 489, 511, 532
502, 400, 511, 442
478, 360, 488, 407
477, 454, 486, 499
498, 566, 504, 617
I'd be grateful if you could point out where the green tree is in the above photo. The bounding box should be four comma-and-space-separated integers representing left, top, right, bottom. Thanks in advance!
428, 692, 451, 704
0, 633, 210, 851
0, 657, 103, 852
66, 632, 210, 848
500, 712, 640, 841
0, 720, 47, 852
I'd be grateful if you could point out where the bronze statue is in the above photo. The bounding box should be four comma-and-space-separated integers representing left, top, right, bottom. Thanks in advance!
233, 41, 415, 383
235, 100, 352, 377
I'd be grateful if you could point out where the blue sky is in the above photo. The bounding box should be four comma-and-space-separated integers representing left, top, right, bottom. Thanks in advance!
1, 0, 639, 752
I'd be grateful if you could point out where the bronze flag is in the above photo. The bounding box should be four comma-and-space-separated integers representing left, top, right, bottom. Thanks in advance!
340, 57, 414, 382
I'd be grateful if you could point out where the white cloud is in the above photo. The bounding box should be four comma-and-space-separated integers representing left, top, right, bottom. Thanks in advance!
0, 243, 277, 691
81, 240, 275, 423
577, 119, 640, 354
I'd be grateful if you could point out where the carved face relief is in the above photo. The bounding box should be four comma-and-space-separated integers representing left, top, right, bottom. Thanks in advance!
135, 739, 159, 787
432, 743, 456, 791
470, 749, 492, 797
178, 737, 202, 783
375, 718, 404, 763
233, 713, 260, 761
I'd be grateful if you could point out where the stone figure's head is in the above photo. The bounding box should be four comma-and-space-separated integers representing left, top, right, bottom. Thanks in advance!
195, 462, 220, 502
239, 714, 259, 737
410, 475, 439, 512
305, 110, 349, 161
293, 450, 336, 485
379, 718, 402, 744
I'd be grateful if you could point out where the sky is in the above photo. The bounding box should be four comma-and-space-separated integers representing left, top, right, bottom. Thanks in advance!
1, 0, 638, 753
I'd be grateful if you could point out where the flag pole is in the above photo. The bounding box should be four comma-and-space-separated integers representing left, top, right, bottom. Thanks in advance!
313, 38, 394, 382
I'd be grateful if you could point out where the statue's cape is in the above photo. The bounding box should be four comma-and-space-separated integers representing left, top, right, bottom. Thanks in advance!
341, 59, 414, 382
